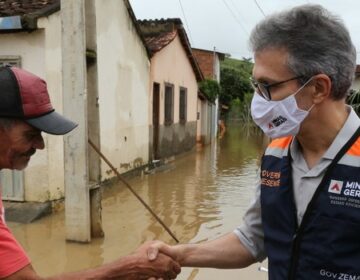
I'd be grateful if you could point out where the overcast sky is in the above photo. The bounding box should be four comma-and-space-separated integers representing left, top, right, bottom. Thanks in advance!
129, 0, 360, 63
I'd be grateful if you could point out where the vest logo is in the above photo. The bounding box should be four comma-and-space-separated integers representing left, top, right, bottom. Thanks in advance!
328, 180, 343, 194
320, 269, 360, 280
269, 116, 287, 129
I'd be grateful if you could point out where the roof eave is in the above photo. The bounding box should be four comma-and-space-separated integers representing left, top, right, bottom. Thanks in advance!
177, 28, 204, 82
21, 1, 60, 30
124, 0, 151, 58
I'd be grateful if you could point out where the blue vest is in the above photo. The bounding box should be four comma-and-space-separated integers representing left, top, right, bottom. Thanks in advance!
261, 129, 360, 280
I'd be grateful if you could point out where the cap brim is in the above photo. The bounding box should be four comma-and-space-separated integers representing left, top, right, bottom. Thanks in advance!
25, 111, 78, 135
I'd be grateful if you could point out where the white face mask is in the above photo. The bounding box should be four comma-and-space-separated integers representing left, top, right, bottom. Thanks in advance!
251, 78, 314, 138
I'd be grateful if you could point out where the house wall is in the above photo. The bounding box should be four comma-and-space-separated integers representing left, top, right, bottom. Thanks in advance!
192, 49, 221, 140
351, 76, 360, 92
214, 54, 221, 82
192, 49, 215, 79
213, 55, 221, 138
95, 0, 150, 177
149, 35, 198, 159
196, 98, 202, 142
0, 11, 65, 202
201, 100, 211, 145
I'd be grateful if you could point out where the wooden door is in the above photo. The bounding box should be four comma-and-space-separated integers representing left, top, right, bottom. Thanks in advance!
152, 83, 160, 159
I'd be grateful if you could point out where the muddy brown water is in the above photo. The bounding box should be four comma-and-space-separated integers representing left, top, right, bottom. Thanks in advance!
8, 124, 268, 279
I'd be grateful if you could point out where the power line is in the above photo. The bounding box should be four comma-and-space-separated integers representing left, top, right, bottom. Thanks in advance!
229, 0, 248, 25
221, 0, 249, 36
178, 0, 194, 45
253, 0, 266, 18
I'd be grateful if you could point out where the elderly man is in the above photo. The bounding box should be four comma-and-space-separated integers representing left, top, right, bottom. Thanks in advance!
147, 4, 360, 280
0, 66, 180, 280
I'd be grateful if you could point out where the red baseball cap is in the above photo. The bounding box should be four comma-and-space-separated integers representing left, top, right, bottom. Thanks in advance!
0, 66, 77, 135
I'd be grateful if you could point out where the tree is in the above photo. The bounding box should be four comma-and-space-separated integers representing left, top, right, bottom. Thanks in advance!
198, 79, 221, 103
219, 57, 253, 107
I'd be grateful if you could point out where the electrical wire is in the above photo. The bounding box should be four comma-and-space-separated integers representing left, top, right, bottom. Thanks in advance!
221, 0, 249, 36
229, 0, 248, 25
253, 0, 266, 18
178, 0, 194, 45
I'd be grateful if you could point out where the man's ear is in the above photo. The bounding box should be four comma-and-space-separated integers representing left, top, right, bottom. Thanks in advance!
312, 74, 332, 104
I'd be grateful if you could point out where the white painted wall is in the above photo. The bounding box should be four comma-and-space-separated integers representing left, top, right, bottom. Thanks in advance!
95, 0, 150, 177
149, 35, 198, 126
213, 54, 221, 137
352, 76, 360, 92
0, 11, 65, 202
196, 98, 202, 142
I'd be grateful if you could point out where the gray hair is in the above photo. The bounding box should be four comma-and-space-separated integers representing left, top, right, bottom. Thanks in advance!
249, 4, 356, 100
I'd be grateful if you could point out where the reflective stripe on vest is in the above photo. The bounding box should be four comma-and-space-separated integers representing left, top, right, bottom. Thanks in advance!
261, 132, 360, 280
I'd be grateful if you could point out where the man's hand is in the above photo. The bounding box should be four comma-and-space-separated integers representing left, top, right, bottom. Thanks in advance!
146, 241, 182, 264
145, 233, 256, 270
124, 241, 181, 280
4, 243, 181, 280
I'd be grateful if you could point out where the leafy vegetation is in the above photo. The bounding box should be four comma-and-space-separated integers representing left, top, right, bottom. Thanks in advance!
227, 93, 253, 122
219, 57, 254, 123
347, 89, 360, 116
198, 79, 221, 103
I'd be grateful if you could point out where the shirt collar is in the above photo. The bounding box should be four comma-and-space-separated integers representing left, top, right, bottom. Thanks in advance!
322, 106, 360, 160
287, 106, 358, 177
290, 106, 360, 161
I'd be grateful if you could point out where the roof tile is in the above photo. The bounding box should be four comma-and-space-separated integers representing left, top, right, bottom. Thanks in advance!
144, 31, 177, 53
0, 0, 59, 17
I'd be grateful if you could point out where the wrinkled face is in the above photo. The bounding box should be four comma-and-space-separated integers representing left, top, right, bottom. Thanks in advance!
0, 121, 45, 170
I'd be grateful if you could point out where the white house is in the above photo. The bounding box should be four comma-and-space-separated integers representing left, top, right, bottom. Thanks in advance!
192, 48, 225, 144
0, 0, 150, 204
138, 19, 204, 160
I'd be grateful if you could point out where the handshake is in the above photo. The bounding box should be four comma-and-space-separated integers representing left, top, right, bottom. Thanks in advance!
86, 233, 252, 279
121, 240, 182, 280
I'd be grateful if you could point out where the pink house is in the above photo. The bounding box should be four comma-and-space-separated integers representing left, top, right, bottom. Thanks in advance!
139, 18, 204, 160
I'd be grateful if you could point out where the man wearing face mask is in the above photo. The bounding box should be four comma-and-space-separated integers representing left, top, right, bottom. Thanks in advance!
145, 4, 360, 280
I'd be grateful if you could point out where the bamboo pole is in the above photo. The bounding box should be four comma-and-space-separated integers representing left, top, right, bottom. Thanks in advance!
88, 139, 179, 243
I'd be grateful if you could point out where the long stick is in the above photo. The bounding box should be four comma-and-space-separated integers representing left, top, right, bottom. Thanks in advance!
88, 139, 179, 243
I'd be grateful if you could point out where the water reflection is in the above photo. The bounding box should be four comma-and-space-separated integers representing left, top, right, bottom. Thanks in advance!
8, 123, 267, 279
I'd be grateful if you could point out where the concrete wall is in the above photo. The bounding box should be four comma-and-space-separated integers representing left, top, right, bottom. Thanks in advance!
213, 54, 221, 138
149, 35, 198, 159
95, 0, 150, 178
192, 49, 221, 141
196, 98, 202, 142
352, 76, 360, 92
0, 11, 65, 202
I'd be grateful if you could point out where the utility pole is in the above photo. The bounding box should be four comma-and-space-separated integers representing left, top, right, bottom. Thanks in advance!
61, 0, 91, 242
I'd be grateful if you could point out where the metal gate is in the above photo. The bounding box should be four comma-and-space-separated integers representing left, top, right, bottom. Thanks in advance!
0, 170, 24, 201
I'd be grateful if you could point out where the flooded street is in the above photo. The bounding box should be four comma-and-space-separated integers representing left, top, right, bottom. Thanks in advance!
8, 124, 268, 280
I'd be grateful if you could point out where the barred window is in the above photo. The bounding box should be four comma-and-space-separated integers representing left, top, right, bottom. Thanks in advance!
0, 56, 21, 67
179, 87, 187, 123
164, 83, 174, 125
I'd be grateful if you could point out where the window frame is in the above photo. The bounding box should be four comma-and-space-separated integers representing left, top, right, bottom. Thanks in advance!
164, 83, 174, 125
0, 56, 21, 67
179, 86, 187, 124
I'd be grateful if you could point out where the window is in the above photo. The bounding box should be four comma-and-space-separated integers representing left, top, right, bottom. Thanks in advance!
179, 87, 187, 123
0, 56, 21, 67
164, 83, 174, 125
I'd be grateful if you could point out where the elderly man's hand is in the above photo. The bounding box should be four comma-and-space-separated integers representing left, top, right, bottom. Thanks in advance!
144, 241, 183, 280
123, 241, 181, 280
146, 241, 181, 264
